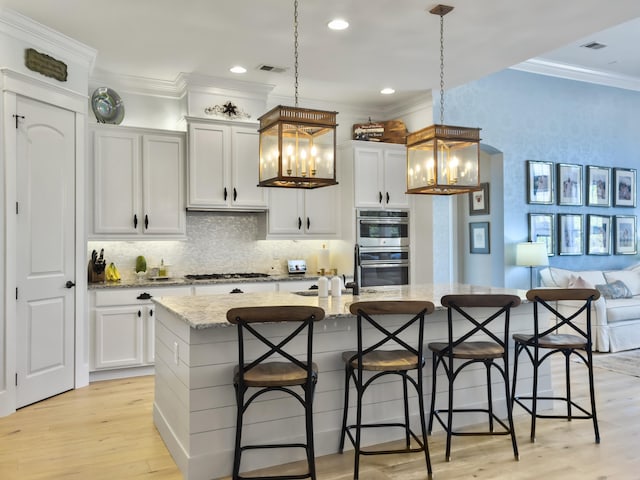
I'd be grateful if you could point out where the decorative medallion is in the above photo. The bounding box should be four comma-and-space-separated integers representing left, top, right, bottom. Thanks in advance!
204, 101, 250, 119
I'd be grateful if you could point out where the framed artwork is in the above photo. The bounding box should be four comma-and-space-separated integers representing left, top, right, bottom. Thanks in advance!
469, 222, 490, 254
558, 214, 583, 255
527, 160, 554, 204
613, 168, 636, 207
557, 163, 583, 206
529, 213, 555, 256
468, 182, 490, 215
614, 215, 637, 255
586, 166, 611, 207
587, 214, 611, 255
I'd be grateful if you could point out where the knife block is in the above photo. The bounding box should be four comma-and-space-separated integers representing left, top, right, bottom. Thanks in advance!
88, 261, 106, 283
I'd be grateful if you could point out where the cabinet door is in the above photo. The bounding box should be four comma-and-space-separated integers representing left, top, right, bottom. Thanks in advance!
93, 130, 140, 234
142, 134, 186, 234
188, 123, 229, 208
383, 148, 410, 209
94, 307, 144, 369
231, 126, 267, 208
354, 147, 384, 208
145, 306, 155, 364
305, 184, 340, 236
267, 189, 305, 236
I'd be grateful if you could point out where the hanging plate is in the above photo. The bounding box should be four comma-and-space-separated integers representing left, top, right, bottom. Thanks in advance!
91, 87, 125, 124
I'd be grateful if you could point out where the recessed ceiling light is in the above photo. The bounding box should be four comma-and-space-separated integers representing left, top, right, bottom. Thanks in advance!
328, 18, 349, 30
230, 66, 247, 74
380, 88, 395, 95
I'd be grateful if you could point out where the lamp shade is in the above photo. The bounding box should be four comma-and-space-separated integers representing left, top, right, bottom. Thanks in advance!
515, 242, 549, 267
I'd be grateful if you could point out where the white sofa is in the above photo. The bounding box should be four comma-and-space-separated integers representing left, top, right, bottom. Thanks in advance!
539, 264, 640, 352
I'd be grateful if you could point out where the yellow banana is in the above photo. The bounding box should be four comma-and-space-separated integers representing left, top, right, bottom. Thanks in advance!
106, 262, 121, 282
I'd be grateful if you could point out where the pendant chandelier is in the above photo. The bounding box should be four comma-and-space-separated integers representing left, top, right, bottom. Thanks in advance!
406, 5, 481, 195
258, 0, 338, 189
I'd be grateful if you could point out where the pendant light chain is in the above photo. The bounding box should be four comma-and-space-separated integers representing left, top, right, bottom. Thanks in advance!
439, 12, 445, 125
293, 0, 299, 108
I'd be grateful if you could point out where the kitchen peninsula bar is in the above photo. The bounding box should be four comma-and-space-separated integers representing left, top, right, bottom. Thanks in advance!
152, 284, 542, 480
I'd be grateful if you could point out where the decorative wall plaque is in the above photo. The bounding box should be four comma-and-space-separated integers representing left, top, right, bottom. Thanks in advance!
204, 101, 250, 119
25, 48, 68, 82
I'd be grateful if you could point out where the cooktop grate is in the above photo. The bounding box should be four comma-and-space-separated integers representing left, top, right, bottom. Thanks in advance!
185, 273, 270, 280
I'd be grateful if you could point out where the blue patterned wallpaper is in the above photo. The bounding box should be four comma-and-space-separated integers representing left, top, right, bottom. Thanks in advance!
441, 69, 640, 287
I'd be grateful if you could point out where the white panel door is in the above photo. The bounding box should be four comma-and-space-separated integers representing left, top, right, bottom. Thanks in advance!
304, 185, 340, 236
354, 147, 384, 208
231, 126, 267, 208
188, 123, 228, 208
94, 307, 144, 369
142, 134, 185, 234
267, 188, 305, 236
16, 96, 75, 408
383, 148, 410, 209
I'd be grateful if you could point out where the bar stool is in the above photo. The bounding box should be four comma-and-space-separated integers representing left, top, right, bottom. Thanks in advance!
226, 305, 325, 480
428, 294, 521, 462
338, 300, 434, 480
512, 288, 601, 443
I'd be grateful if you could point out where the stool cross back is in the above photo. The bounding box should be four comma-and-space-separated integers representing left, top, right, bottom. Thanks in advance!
512, 288, 601, 443
339, 300, 435, 480
226, 305, 325, 480
428, 294, 521, 462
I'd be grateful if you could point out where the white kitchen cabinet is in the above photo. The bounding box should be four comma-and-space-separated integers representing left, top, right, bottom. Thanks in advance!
267, 184, 341, 238
91, 125, 186, 238
351, 142, 409, 209
187, 118, 267, 211
90, 286, 191, 372
192, 282, 277, 295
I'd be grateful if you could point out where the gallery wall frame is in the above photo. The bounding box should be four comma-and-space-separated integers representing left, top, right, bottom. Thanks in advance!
558, 213, 583, 255
527, 160, 554, 204
557, 163, 583, 206
613, 168, 636, 207
468, 182, 490, 215
586, 165, 611, 207
469, 222, 490, 254
587, 214, 611, 255
528, 213, 555, 256
614, 215, 637, 255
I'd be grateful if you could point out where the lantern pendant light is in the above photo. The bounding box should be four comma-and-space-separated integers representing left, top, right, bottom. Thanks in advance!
406, 5, 481, 195
258, 0, 339, 189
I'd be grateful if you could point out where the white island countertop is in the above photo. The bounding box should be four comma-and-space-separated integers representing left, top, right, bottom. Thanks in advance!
152, 283, 528, 329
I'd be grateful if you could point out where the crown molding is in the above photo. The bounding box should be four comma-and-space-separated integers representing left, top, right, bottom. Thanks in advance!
0, 8, 96, 70
89, 69, 185, 99
512, 58, 640, 92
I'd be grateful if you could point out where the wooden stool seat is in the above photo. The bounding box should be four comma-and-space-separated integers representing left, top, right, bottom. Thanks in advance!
341, 350, 420, 371
427, 341, 505, 359
234, 362, 319, 387
512, 333, 588, 350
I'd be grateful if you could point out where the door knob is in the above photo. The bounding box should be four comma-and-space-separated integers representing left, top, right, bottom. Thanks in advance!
65, 281, 76, 288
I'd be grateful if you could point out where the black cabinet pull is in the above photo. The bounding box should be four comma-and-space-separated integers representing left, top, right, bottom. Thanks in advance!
134, 214, 138, 228
233, 188, 237, 201
150, 309, 153, 317
378, 191, 383, 203
386, 192, 390, 204
298, 217, 302, 230
230, 288, 244, 294
138, 310, 141, 318
65, 281, 75, 289
307, 217, 310, 230
224, 187, 228, 201
144, 214, 149, 229
137, 292, 152, 300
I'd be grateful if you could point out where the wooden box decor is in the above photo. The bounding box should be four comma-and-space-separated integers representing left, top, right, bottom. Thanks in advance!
352, 119, 407, 144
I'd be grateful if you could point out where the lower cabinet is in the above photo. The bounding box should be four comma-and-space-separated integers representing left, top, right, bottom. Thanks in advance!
90, 286, 191, 372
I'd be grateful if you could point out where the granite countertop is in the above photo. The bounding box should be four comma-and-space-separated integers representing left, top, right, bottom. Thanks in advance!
88, 273, 321, 290
152, 283, 527, 330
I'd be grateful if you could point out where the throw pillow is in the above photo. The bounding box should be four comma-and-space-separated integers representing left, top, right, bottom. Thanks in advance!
568, 275, 594, 289
595, 280, 633, 299
603, 270, 640, 296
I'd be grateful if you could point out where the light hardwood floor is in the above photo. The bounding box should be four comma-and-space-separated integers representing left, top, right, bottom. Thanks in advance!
1, 357, 638, 480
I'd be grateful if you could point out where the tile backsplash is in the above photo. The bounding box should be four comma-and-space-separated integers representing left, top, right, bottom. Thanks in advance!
88, 212, 344, 282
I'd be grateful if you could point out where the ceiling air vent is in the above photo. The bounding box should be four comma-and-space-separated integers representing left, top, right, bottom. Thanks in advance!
581, 41, 607, 50
258, 64, 288, 73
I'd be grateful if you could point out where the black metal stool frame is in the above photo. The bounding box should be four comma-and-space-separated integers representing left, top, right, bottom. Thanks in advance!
338, 301, 434, 480
428, 294, 521, 462
511, 289, 600, 444
228, 306, 324, 480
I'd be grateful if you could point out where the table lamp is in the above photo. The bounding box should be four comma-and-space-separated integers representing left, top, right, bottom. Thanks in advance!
516, 241, 549, 289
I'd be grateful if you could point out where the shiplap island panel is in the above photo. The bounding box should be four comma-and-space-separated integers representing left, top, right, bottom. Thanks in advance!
152, 284, 544, 480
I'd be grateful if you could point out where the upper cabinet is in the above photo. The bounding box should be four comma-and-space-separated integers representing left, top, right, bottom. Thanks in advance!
186, 118, 267, 211
267, 185, 341, 239
349, 142, 409, 209
90, 125, 186, 239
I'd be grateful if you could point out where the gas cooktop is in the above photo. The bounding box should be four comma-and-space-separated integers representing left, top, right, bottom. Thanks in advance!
185, 273, 270, 281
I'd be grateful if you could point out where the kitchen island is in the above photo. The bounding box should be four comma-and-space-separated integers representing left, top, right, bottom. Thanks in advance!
152, 284, 544, 480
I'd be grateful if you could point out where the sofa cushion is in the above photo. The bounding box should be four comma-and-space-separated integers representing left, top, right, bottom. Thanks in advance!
604, 270, 640, 296
595, 280, 633, 299
568, 274, 595, 289
541, 268, 606, 288
605, 297, 640, 323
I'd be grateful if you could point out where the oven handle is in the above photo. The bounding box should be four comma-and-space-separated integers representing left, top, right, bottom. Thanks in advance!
358, 219, 408, 225
360, 262, 409, 269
